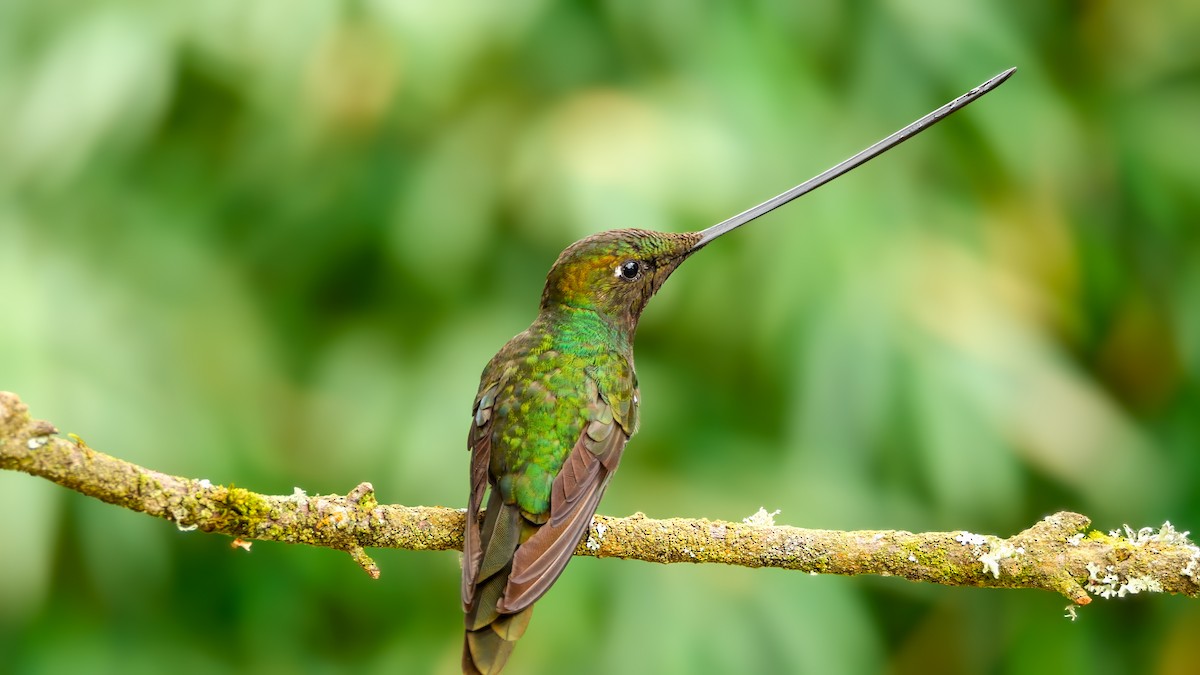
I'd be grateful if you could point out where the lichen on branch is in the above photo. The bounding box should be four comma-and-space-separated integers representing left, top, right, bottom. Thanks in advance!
2, 391, 1198, 605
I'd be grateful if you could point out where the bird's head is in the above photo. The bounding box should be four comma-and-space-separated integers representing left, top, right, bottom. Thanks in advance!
540, 229, 702, 329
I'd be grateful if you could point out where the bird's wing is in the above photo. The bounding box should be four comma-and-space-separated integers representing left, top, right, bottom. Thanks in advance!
462, 379, 501, 610
498, 368, 634, 614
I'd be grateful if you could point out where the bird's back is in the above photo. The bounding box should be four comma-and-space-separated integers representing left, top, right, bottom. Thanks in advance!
462, 312, 638, 674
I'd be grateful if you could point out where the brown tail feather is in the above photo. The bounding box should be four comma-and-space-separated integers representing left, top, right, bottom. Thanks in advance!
462, 604, 533, 675
463, 496, 536, 674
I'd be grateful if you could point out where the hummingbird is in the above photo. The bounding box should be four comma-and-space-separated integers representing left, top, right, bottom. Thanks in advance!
460, 68, 1015, 674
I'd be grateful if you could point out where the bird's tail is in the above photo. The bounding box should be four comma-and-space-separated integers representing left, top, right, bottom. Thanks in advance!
462, 492, 535, 675
462, 568, 534, 675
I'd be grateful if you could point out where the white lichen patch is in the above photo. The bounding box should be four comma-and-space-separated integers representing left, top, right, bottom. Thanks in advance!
1113, 522, 1193, 546
1084, 562, 1118, 598
1066, 533, 1084, 546
1124, 576, 1163, 594
954, 532, 1021, 579
291, 487, 308, 501
1149, 521, 1192, 546
978, 543, 1024, 579
198, 479, 213, 489
26, 436, 48, 450
1084, 561, 1164, 599
1102, 521, 1200, 586
585, 518, 607, 551
954, 531, 988, 549
743, 507, 781, 527
1182, 554, 1199, 580
171, 508, 197, 532
908, 553, 917, 562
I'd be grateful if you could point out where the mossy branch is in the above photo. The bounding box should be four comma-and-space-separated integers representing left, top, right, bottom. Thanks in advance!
3, 391, 1198, 604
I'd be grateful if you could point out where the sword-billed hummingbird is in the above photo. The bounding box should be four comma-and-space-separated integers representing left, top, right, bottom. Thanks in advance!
461, 68, 1015, 674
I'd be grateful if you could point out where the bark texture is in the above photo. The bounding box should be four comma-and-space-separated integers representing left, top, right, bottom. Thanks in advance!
3, 391, 1198, 603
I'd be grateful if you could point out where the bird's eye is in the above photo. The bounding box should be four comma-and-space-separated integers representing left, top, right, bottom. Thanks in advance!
616, 260, 642, 281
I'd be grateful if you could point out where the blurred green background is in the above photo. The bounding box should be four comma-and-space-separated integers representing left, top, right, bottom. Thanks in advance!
2, 1, 1199, 673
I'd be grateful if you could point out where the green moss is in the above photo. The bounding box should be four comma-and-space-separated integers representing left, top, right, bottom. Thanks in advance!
202, 487, 274, 534
225, 487, 268, 516
136, 473, 163, 495
355, 490, 378, 512
902, 542, 958, 579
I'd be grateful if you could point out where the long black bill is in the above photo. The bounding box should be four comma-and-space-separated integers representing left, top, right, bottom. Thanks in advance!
691, 67, 1016, 250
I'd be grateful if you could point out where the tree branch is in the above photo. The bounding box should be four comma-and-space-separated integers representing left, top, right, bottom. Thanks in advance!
3, 391, 1198, 605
